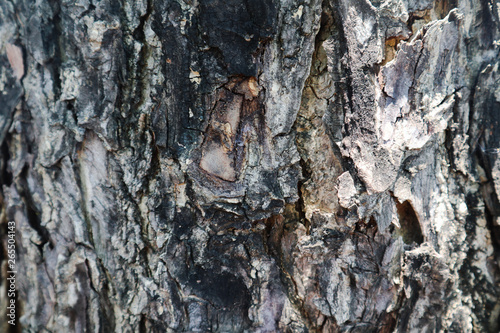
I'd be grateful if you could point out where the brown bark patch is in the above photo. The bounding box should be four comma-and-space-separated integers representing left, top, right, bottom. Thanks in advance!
199, 76, 263, 182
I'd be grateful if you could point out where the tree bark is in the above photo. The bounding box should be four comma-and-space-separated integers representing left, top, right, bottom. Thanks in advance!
1, 0, 500, 332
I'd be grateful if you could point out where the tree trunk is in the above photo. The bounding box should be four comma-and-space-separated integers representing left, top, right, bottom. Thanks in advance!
1, 0, 499, 332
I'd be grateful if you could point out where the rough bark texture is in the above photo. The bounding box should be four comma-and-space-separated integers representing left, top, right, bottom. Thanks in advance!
1, 0, 500, 332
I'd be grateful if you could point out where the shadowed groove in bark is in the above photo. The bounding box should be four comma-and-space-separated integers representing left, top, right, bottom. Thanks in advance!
75, 144, 95, 249
275, 1, 345, 330
131, 0, 153, 112
18, 165, 51, 251
395, 200, 423, 245
470, 127, 500, 332
44, 0, 64, 101
1, 140, 13, 188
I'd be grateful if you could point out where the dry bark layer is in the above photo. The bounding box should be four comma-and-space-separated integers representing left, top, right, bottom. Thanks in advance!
0, 0, 500, 332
